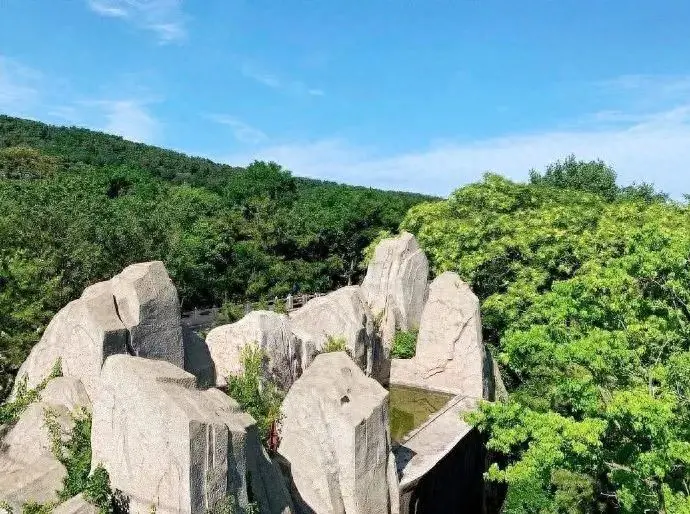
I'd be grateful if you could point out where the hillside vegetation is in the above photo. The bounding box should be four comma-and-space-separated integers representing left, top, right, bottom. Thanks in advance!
402, 160, 689, 512
0, 115, 432, 399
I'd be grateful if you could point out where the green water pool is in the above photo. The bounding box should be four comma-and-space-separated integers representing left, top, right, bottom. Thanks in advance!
389, 385, 453, 444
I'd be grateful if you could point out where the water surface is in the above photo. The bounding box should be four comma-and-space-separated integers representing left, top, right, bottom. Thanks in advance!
389, 385, 453, 444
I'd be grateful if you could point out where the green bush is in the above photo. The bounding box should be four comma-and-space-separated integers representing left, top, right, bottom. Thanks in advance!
321, 336, 347, 353
215, 302, 245, 326
390, 330, 418, 359
227, 344, 284, 443
0, 359, 61, 426
43, 408, 117, 514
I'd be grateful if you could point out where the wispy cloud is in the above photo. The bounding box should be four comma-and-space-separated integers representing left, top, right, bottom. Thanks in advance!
223, 75, 690, 199
206, 114, 268, 144
85, 0, 187, 43
0, 56, 42, 114
80, 99, 160, 142
241, 63, 325, 97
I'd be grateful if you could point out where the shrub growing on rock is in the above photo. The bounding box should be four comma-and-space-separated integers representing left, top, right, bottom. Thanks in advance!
226, 344, 284, 444
321, 335, 347, 353
390, 329, 418, 359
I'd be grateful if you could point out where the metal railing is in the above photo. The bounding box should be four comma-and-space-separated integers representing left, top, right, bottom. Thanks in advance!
180, 292, 326, 329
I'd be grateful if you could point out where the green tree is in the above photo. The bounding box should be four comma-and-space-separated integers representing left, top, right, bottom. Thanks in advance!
404, 173, 690, 512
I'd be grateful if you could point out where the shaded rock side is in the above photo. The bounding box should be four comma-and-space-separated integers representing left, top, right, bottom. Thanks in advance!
278, 352, 398, 514
111, 261, 184, 366
289, 287, 379, 377
206, 311, 301, 390
0, 402, 74, 511
91, 355, 293, 514
361, 232, 428, 338
182, 326, 216, 389
391, 272, 493, 399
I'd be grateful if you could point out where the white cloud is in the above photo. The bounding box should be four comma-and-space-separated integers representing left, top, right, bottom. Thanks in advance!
92, 100, 159, 142
241, 63, 325, 97
0, 56, 42, 113
223, 104, 690, 199
85, 0, 187, 43
207, 114, 268, 144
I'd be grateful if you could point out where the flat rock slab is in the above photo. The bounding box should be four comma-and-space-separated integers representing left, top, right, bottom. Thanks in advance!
393, 395, 478, 491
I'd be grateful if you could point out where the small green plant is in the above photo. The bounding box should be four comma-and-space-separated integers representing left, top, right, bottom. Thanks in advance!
273, 298, 287, 314
215, 302, 245, 326
227, 344, 284, 444
322, 336, 347, 353
44, 407, 118, 514
84, 465, 115, 513
21, 502, 54, 514
391, 330, 418, 359
0, 500, 14, 514
0, 359, 62, 426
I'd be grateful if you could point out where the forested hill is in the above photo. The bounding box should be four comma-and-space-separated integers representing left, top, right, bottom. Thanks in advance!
0, 114, 434, 398
0, 114, 431, 196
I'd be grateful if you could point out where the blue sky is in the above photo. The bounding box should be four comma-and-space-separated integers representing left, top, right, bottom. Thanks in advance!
1, 1, 690, 197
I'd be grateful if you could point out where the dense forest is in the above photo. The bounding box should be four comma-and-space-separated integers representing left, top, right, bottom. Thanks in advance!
0, 115, 432, 399
2, 113, 689, 512
401, 159, 689, 512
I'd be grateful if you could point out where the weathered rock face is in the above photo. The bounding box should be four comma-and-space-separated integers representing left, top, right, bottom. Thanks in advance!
390, 272, 493, 399
361, 232, 428, 338
110, 261, 184, 365
289, 286, 379, 377
0, 402, 74, 511
40, 376, 92, 413
206, 311, 301, 390
11, 261, 184, 400
11, 287, 128, 400
91, 355, 293, 514
53, 494, 99, 514
278, 352, 398, 514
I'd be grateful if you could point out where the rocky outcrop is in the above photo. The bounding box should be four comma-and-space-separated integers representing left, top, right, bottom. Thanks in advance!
11, 261, 184, 400
0, 402, 74, 511
390, 272, 493, 399
53, 494, 98, 514
361, 232, 428, 340
91, 355, 293, 514
278, 352, 398, 514
110, 261, 184, 365
206, 311, 301, 390
289, 286, 379, 377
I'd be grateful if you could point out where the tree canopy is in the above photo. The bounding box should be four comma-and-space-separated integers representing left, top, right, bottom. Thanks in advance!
402, 172, 689, 512
0, 115, 433, 399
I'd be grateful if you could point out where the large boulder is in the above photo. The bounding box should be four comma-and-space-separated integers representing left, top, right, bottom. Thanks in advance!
11, 286, 128, 400
289, 287, 379, 377
206, 311, 301, 390
278, 352, 399, 514
110, 261, 184, 365
11, 261, 184, 400
0, 402, 74, 511
390, 272, 493, 399
361, 232, 428, 341
91, 355, 293, 514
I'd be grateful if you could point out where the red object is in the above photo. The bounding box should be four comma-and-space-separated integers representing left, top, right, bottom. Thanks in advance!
268, 420, 280, 452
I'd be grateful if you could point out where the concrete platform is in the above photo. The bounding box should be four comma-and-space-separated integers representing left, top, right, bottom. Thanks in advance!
394, 394, 478, 491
